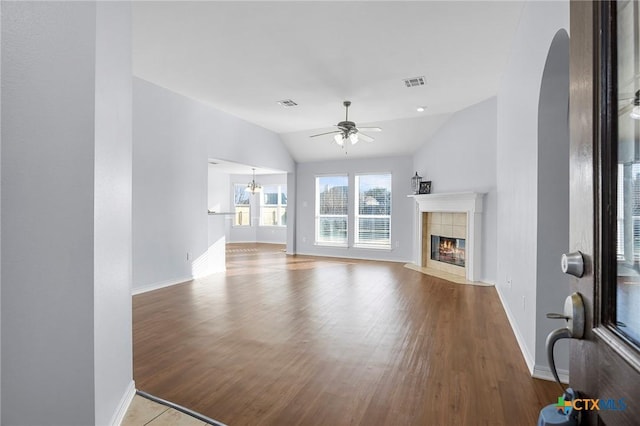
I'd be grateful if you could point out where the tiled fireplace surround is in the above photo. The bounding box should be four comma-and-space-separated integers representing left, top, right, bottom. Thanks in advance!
424, 212, 468, 276
410, 192, 485, 282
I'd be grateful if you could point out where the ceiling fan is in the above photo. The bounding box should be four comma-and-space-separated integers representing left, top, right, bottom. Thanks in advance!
310, 101, 382, 146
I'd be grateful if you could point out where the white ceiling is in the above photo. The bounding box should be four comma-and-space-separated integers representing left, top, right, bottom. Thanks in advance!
133, 1, 524, 163
208, 159, 285, 176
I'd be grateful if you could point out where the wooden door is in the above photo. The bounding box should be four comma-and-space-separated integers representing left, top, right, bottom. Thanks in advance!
570, 1, 640, 425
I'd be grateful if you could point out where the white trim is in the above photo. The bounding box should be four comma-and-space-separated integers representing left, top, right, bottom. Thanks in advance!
110, 380, 136, 426
495, 285, 569, 384
533, 364, 569, 384
409, 192, 485, 282
495, 285, 535, 374
295, 250, 412, 264
252, 241, 287, 245
314, 242, 348, 248
132, 275, 193, 295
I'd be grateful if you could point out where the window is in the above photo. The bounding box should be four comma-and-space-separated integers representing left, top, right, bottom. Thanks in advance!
315, 175, 348, 246
261, 185, 287, 226
233, 184, 250, 226
355, 174, 391, 248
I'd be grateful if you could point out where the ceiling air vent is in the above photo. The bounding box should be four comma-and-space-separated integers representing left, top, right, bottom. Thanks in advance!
403, 76, 426, 88
277, 99, 298, 107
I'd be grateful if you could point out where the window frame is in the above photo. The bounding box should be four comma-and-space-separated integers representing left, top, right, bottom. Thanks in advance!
260, 184, 287, 227
315, 174, 349, 247
354, 173, 392, 249
232, 183, 251, 227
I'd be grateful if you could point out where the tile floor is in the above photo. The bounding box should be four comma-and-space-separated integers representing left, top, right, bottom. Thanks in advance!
122, 395, 212, 426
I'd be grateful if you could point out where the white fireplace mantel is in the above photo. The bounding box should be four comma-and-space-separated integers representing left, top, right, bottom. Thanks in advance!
409, 192, 485, 282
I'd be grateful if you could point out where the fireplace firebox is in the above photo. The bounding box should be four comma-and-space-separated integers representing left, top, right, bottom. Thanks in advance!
431, 235, 466, 267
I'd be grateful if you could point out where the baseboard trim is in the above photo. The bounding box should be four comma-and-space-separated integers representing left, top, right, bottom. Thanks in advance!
294, 250, 412, 264
132, 275, 193, 295
111, 380, 136, 426
533, 364, 569, 384
495, 285, 535, 374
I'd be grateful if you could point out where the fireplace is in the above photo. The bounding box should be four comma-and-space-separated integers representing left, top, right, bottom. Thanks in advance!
410, 192, 484, 282
431, 235, 466, 267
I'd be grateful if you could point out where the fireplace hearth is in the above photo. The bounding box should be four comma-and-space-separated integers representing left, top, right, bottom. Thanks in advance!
431, 235, 466, 267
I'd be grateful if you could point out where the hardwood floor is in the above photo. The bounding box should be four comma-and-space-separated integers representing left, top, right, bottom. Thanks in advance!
133, 243, 559, 425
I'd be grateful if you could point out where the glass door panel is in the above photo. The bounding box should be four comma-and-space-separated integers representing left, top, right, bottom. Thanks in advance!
616, 0, 640, 346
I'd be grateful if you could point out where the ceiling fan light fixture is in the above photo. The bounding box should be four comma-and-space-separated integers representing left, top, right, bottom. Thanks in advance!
309, 101, 382, 147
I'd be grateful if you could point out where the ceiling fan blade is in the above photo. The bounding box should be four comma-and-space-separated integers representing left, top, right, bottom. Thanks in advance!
357, 127, 382, 132
358, 132, 374, 142
310, 130, 341, 138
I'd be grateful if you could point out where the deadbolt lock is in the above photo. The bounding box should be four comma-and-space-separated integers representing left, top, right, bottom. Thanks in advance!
561, 251, 584, 278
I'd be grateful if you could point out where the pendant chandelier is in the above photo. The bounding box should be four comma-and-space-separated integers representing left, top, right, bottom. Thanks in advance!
246, 168, 262, 194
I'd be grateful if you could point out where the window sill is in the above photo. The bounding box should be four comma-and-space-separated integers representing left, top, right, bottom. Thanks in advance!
314, 242, 348, 248
353, 244, 392, 251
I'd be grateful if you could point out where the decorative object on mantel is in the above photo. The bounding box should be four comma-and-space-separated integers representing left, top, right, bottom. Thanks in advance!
245, 168, 262, 194
411, 172, 422, 194
418, 181, 432, 194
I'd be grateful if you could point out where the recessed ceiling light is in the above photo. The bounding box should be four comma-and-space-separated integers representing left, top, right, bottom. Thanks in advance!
277, 99, 298, 107
417, 106, 426, 112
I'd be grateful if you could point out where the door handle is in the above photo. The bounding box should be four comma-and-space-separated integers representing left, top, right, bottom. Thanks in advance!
545, 292, 585, 384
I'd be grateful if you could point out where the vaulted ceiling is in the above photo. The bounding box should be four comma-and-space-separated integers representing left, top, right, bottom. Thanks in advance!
133, 1, 524, 163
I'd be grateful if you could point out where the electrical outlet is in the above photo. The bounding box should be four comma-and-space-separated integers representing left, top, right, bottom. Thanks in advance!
187, 252, 191, 261
395, 241, 400, 248
302, 236, 307, 243
522, 296, 526, 311
506, 276, 512, 289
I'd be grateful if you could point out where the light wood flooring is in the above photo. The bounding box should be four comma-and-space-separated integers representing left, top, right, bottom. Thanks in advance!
133, 243, 559, 425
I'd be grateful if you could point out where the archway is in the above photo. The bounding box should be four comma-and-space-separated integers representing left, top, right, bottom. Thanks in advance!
536, 28, 571, 381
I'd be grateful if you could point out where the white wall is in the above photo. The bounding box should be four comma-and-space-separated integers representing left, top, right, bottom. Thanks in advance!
2, 3, 96, 424
295, 156, 414, 262
496, 0, 569, 379
208, 169, 231, 213
133, 79, 210, 291
94, 3, 135, 424
133, 79, 294, 292
413, 97, 498, 284
207, 169, 232, 272
0, 2, 3, 420
1, 2, 133, 424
